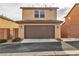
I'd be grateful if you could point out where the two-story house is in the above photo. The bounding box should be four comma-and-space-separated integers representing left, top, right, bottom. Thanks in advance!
16, 7, 62, 39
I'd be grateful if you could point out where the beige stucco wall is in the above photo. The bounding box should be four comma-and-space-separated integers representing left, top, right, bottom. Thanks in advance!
18, 24, 61, 39
18, 25, 24, 39
55, 25, 61, 39
4, 29, 7, 39
22, 9, 57, 20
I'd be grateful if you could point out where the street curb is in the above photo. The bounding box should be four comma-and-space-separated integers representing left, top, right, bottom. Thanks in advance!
0, 50, 79, 56
64, 50, 79, 55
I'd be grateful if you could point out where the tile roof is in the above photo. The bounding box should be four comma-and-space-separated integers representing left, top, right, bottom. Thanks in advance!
0, 15, 15, 22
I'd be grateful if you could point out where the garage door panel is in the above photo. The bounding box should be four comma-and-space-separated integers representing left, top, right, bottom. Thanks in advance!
24, 25, 55, 39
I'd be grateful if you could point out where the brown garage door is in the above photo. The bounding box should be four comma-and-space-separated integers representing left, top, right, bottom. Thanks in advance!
24, 25, 55, 39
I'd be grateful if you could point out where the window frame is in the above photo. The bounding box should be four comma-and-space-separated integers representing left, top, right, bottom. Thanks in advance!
39, 10, 45, 18
34, 10, 45, 18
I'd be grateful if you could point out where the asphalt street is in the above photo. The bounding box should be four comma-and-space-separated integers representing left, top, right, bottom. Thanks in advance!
0, 41, 79, 53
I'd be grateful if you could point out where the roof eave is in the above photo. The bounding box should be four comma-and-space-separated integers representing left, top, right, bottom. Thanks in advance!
20, 7, 59, 9
16, 20, 63, 24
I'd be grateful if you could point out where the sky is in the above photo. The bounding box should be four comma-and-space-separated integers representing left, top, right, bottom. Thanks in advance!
0, 0, 79, 21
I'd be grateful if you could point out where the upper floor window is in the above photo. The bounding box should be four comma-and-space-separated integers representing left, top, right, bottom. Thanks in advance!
34, 10, 45, 18
40, 10, 45, 18
35, 10, 39, 18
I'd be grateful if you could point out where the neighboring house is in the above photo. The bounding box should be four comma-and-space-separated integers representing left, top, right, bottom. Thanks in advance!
61, 3, 79, 38
0, 16, 19, 39
16, 7, 63, 39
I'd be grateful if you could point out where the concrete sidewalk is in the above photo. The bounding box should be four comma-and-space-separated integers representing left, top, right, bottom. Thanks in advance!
21, 38, 79, 43
21, 39, 59, 43
62, 38, 79, 41
2, 38, 79, 44
1, 38, 78, 45
0, 50, 79, 56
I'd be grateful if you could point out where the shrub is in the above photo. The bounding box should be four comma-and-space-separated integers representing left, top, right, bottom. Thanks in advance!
12, 37, 22, 42
0, 39, 7, 43
56, 38, 63, 41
